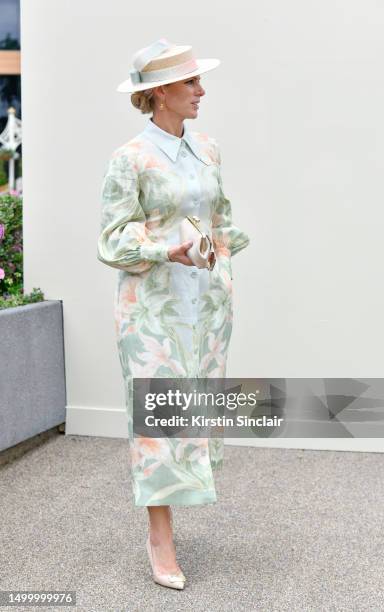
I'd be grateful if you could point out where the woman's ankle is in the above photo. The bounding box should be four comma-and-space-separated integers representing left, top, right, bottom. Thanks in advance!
149, 525, 174, 547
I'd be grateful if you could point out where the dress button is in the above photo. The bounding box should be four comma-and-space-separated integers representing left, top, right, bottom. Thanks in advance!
181, 151, 187, 158
191, 298, 197, 304
191, 271, 198, 278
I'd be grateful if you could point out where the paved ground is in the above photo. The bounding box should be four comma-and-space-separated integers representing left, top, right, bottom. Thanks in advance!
1, 433, 383, 611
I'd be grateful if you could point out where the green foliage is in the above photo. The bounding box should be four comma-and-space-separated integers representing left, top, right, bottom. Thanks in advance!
0, 33, 20, 50
0, 160, 7, 186
0, 148, 13, 161
0, 150, 23, 182
0, 193, 23, 295
16, 155, 22, 179
0, 193, 45, 309
0, 287, 44, 310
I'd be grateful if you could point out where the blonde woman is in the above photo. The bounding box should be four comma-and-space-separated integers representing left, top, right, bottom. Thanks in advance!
97, 38, 250, 589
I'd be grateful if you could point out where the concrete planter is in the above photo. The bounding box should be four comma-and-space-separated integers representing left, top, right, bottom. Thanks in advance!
0, 300, 66, 452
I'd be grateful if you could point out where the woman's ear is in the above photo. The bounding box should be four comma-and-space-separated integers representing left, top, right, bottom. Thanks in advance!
152, 85, 166, 106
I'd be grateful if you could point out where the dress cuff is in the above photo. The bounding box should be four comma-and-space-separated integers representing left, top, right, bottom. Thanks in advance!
139, 243, 170, 263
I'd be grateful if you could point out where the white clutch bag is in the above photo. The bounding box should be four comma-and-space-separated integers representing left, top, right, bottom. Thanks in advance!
179, 215, 216, 270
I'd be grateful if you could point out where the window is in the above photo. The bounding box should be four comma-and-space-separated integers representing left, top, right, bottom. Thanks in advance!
0, 0, 20, 50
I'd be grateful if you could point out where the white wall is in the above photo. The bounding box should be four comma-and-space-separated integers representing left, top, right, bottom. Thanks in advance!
20, 0, 384, 450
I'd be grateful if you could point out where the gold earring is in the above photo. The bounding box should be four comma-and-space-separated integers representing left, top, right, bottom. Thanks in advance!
160, 102, 164, 110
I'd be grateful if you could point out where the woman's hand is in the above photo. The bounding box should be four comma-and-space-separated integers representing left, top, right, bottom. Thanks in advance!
167, 241, 195, 266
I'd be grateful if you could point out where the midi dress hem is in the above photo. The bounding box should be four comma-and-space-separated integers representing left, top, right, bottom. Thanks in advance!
132, 488, 218, 507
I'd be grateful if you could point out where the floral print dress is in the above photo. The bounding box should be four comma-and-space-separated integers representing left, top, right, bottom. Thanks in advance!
97, 117, 250, 506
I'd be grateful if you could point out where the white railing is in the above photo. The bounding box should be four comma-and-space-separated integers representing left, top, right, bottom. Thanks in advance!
0, 107, 22, 192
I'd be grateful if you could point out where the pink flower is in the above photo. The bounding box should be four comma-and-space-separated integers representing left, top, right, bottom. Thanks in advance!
200, 332, 226, 373
0, 224, 4, 240
135, 334, 187, 377
0, 268, 5, 280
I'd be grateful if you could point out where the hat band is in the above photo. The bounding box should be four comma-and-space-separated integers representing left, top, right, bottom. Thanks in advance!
133, 38, 172, 71
130, 58, 198, 85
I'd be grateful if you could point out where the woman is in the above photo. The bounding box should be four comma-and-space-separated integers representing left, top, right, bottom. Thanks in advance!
97, 38, 250, 589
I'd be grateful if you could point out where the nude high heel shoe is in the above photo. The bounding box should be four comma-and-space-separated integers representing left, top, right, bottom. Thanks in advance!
146, 535, 186, 590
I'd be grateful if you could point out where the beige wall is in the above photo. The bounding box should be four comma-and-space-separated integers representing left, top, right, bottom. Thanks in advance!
20, 0, 384, 450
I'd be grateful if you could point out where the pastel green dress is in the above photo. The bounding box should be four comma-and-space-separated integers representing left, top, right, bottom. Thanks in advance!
97, 117, 250, 506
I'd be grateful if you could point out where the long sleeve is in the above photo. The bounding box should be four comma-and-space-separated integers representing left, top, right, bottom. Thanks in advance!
211, 141, 250, 257
97, 151, 169, 274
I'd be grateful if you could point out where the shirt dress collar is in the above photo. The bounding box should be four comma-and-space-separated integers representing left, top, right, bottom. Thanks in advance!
141, 117, 211, 165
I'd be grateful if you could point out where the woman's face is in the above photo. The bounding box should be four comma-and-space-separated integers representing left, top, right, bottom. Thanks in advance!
158, 76, 206, 118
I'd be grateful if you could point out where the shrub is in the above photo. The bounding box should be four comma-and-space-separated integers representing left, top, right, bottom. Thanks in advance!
0, 193, 44, 307
0, 193, 23, 295
0, 287, 44, 310
0, 159, 7, 186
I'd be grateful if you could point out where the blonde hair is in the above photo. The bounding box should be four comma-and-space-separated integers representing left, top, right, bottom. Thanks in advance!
130, 88, 156, 114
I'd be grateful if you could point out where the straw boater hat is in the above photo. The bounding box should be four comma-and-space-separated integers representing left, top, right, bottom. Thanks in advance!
116, 38, 220, 93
